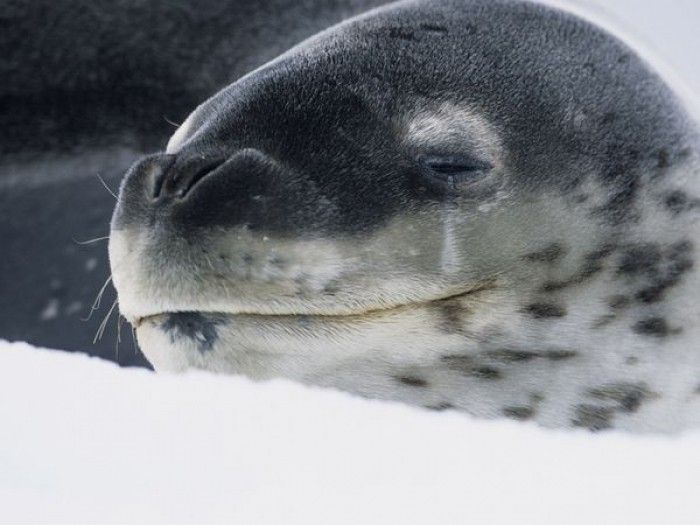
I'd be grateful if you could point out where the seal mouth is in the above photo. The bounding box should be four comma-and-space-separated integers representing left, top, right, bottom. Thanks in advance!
132, 280, 498, 328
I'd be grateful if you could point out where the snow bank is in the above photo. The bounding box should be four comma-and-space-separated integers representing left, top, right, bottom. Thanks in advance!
0, 341, 698, 524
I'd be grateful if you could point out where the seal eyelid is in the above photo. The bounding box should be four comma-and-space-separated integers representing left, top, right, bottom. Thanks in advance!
418, 154, 493, 185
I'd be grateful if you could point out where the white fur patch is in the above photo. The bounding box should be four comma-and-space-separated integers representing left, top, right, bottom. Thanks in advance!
403, 101, 504, 166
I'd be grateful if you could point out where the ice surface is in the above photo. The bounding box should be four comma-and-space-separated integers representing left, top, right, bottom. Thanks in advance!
0, 341, 698, 524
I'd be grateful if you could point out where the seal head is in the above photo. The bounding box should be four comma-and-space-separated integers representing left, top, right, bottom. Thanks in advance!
110, 0, 700, 431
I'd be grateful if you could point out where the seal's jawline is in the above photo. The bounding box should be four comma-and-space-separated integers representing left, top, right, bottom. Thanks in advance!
133, 281, 497, 328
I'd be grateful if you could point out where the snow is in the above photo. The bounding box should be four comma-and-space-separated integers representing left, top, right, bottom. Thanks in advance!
0, 341, 698, 525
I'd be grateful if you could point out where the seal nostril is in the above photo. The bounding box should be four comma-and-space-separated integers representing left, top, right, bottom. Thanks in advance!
152, 166, 168, 200
147, 154, 177, 200
177, 158, 227, 198
154, 157, 227, 200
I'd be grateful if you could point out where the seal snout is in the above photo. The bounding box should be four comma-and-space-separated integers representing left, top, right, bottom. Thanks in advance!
151, 154, 227, 200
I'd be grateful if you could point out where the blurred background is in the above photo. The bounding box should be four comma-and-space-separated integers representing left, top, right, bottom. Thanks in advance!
1, 0, 697, 367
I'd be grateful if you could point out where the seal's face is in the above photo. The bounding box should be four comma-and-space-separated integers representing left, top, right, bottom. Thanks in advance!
111, 86, 513, 319
111, 4, 595, 326
110, 1, 699, 430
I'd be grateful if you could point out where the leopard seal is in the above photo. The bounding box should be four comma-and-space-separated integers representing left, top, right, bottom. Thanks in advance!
109, 0, 700, 432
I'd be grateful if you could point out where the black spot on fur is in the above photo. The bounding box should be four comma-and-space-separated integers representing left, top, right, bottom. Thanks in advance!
633, 317, 677, 338
541, 281, 567, 293
589, 382, 656, 413
426, 402, 454, 411
531, 393, 545, 404
589, 245, 616, 259
486, 348, 576, 363
665, 190, 689, 214
471, 366, 501, 380
666, 239, 694, 276
486, 349, 539, 363
592, 296, 631, 328
657, 149, 670, 169
626, 356, 640, 365
503, 406, 535, 420
418, 23, 449, 34
635, 286, 664, 304
583, 244, 616, 270
524, 303, 567, 319
160, 312, 227, 353
544, 349, 578, 361
523, 243, 565, 264
441, 356, 500, 379
572, 404, 615, 431
541, 245, 615, 292
441, 354, 474, 373
617, 244, 662, 276
396, 375, 429, 388
671, 239, 694, 256
635, 259, 693, 304
578, 259, 604, 279
437, 300, 465, 333
664, 190, 700, 216
617, 241, 694, 304
608, 295, 631, 310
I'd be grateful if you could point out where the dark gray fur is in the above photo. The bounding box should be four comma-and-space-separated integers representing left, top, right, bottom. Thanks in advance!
503, 406, 536, 420
588, 382, 656, 413
112, 0, 698, 239
572, 404, 616, 431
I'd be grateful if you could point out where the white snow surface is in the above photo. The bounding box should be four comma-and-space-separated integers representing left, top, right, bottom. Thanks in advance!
0, 341, 698, 524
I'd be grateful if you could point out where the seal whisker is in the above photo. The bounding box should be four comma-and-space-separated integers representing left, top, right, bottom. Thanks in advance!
164, 116, 181, 128
95, 172, 118, 200
130, 325, 139, 356
72, 235, 110, 245
82, 274, 113, 322
115, 314, 123, 362
93, 299, 118, 344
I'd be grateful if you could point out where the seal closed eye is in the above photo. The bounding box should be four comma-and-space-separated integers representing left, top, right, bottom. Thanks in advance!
418, 154, 494, 193
110, 0, 700, 433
